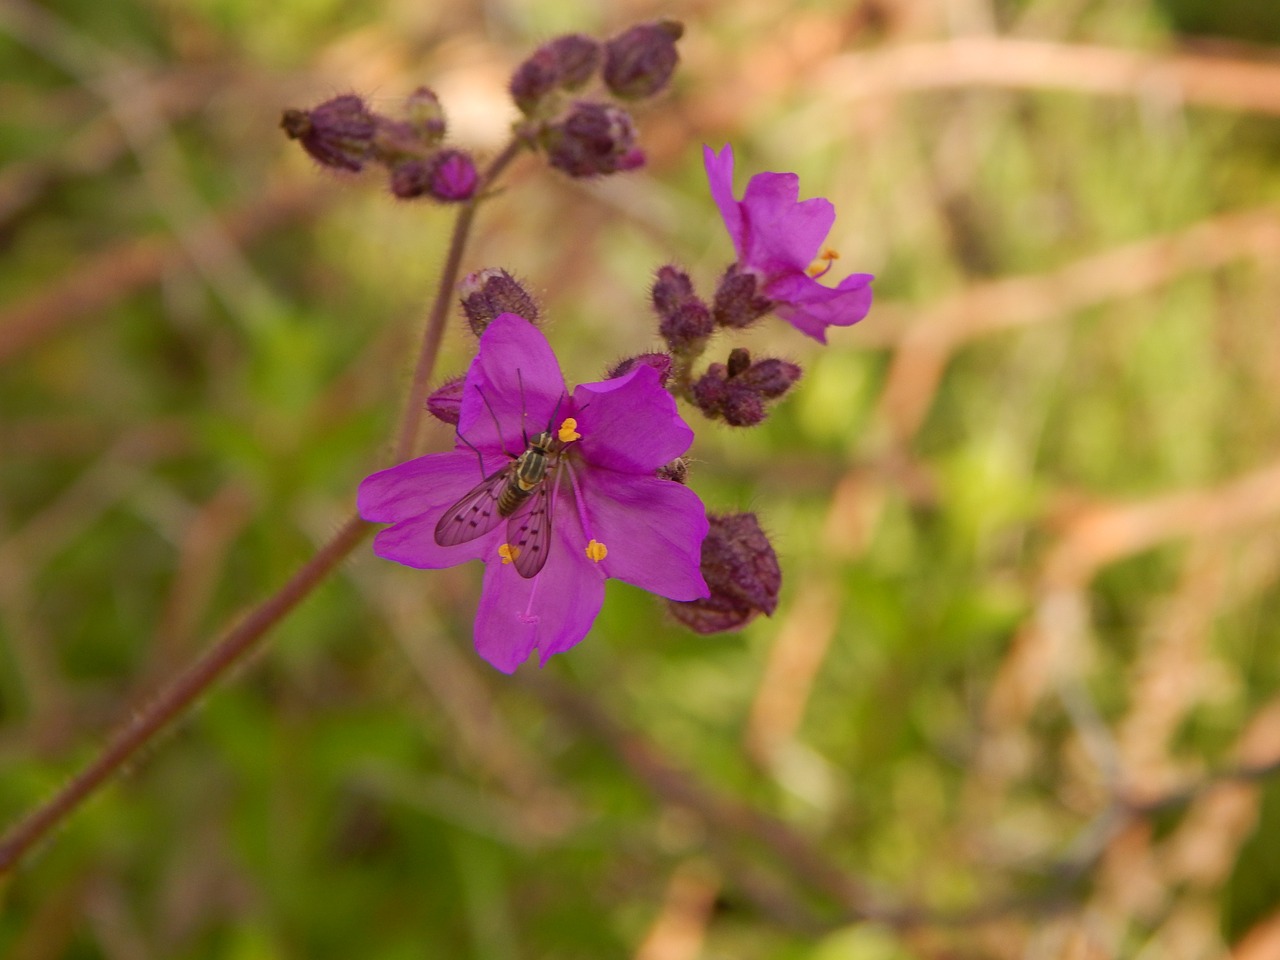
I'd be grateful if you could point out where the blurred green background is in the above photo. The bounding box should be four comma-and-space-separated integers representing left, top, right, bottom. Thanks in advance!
4, 0, 1280, 956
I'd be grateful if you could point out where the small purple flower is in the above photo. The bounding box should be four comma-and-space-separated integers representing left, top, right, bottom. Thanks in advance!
703, 144, 874, 343
359, 314, 709, 673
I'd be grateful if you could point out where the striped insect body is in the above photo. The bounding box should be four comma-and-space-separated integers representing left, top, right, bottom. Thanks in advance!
434, 425, 566, 580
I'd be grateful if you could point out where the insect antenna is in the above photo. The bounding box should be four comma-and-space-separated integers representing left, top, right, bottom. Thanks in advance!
454, 425, 487, 480
472, 382, 515, 458
516, 369, 531, 446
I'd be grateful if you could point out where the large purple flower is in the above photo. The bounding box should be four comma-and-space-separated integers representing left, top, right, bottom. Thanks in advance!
704, 143, 874, 342
358, 314, 709, 673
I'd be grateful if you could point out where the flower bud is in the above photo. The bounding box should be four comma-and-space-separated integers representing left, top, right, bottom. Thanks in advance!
542, 102, 644, 178
459, 269, 541, 336
652, 265, 713, 351
736, 357, 802, 399
281, 94, 376, 172
691, 363, 729, 413
389, 149, 478, 202
603, 21, 683, 100
712, 264, 771, 330
510, 48, 561, 116
510, 34, 602, 116
426, 375, 466, 425
669, 512, 780, 634
405, 86, 447, 145
720, 389, 766, 427
548, 33, 602, 89
607, 352, 673, 386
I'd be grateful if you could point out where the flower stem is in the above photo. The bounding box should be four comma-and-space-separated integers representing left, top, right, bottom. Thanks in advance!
0, 514, 371, 875
392, 138, 525, 462
0, 138, 527, 877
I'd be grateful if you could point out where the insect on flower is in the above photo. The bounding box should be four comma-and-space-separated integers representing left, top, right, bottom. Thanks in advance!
434, 395, 571, 578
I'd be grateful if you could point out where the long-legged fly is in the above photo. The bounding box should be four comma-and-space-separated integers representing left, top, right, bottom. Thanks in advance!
434, 382, 568, 579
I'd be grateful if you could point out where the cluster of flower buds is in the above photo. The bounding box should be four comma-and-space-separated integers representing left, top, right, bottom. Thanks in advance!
281, 88, 478, 203
691, 348, 802, 427
668, 512, 780, 633
510, 21, 682, 178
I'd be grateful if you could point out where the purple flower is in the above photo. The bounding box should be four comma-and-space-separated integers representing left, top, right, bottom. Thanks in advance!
703, 144, 874, 343
358, 314, 709, 673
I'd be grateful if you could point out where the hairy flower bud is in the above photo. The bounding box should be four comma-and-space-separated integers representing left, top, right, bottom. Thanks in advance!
542, 102, 644, 178
389, 149, 478, 202
510, 48, 561, 116
712, 263, 772, 330
736, 357, 802, 398
603, 20, 683, 100
459, 269, 541, 336
669, 512, 780, 633
607, 352, 673, 386
549, 33, 602, 88
510, 34, 602, 115
281, 94, 376, 172
426, 375, 466, 425
652, 265, 713, 351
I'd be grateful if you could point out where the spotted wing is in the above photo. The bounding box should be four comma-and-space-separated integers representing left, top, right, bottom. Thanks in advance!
434, 466, 514, 546
506, 478, 555, 579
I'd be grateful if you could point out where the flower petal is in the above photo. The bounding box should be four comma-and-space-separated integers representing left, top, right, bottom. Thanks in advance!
358, 450, 486, 524
457, 313, 569, 455
358, 450, 499, 568
581, 470, 709, 600
473, 514, 605, 672
766, 270, 874, 342
703, 144, 746, 259
740, 179, 835, 274
573, 365, 693, 473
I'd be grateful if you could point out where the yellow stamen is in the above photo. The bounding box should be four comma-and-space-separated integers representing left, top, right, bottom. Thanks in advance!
807, 247, 840, 277
584, 539, 608, 563
498, 543, 519, 564
558, 417, 582, 443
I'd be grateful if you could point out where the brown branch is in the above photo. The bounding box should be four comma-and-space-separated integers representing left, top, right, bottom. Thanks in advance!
816, 37, 1280, 117
870, 205, 1280, 440
524, 672, 893, 923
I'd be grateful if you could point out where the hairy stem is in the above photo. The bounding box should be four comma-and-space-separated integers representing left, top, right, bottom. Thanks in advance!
0, 138, 527, 876
392, 138, 525, 462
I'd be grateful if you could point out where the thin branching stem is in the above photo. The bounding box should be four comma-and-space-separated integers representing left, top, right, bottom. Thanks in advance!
0, 138, 527, 877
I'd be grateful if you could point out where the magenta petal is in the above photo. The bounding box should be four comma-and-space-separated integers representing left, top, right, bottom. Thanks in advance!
703, 144, 746, 258
741, 178, 835, 272
372, 515, 495, 569
473, 522, 605, 673
584, 471, 709, 600
767, 271, 874, 342
573, 366, 693, 472
358, 451, 485, 524
457, 313, 569, 453
358, 451, 498, 568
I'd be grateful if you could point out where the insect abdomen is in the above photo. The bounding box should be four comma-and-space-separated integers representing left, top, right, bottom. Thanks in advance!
498, 433, 553, 517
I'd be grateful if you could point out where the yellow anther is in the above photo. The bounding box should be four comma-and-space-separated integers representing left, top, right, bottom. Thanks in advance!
498, 543, 519, 564
558, 417, 582, 443
807, 247, 840, 277
584, 539, 608, 563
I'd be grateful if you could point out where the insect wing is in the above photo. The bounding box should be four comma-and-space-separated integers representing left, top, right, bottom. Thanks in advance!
507, 480, 554, 578
434, 466, 514, 546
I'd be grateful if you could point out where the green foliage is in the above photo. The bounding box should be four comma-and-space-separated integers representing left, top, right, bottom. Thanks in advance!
4, 0, 1280, 955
